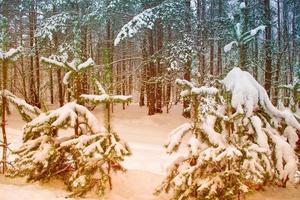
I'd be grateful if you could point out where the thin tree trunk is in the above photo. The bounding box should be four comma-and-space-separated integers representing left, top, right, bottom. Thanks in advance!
263, 0, 272, 96
183, 0, 192, 118
29, 0, 36, 106
147, 27, 156, 115
156, 19, 163, 113
1, 60, 8, 173
34, 0, 40, 108
273, 0, 281, 105
209, 0, 215, 75
53, 4, 64, 106
139, 38, 147, 107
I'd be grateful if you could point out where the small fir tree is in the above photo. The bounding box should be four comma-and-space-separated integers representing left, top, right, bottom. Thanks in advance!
155, 67, 299, 200
11, 57, 131, 197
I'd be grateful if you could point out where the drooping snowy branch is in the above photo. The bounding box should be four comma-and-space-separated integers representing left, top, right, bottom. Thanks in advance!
41, 56, 95, 85
114, 7, 157, 46
80, 79, 132, 104
0, 47, 22, 61
221, 67, 300, 129
0, 90, 40, 122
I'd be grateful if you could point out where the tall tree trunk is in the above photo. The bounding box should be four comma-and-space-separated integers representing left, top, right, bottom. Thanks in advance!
34, 0, 40, 108
139, 38, 147, 107
49, 69, 54, 104
198, 0, 206, 84
1, 0, 9, 173
122, 42, 127, 109
183, 0, 192, 118
156, 19, 163, 113
239, 0, 249, 70
263, 0, 272, 96
19, 9, 27, 101
147, 27, 156, 115
29, 0, 36, 106
53, 4, 64, 106
209, 0, 214, 75
166, 24, 172, 113
273, 0, 281, 105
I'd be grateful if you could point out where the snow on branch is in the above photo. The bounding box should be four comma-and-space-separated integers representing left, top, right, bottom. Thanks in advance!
0, 47, 22, 61
166, 123, 192, 153
80, 79, 132, 104
41, 57, 95, 85
176, 79, 218, 97
24, 102, 105, 141
77, 58, 95, 71
221, 67, 300, 129
0, 90, 40, 122
40, 57, 66, 69
114, 7, 157, 46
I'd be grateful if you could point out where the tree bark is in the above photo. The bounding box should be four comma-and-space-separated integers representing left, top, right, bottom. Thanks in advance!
263, 0, 272, 96
156, 19, 163, 113
29, 0, 36, 106
273, 0, 281, 105
183, 0, 192, 118
147, 27, 156, 115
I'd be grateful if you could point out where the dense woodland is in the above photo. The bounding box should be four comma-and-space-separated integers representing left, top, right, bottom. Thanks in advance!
0, 0, 299, 115
1, 0, 300, 199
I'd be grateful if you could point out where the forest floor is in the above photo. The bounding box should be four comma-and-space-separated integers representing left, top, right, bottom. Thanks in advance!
0, 103, 300, 200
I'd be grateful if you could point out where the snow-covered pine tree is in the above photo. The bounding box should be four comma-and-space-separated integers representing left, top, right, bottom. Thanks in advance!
11, 57, 131, 197
80, 78, 132, 189
155, 67, 300, 200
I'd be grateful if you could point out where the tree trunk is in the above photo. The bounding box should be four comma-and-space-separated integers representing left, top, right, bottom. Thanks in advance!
147, 27, 156, 115
263, 0, 272, 96
49, 69, 54, 104
156, 19, 163, 113
273, 0, 281, 105
139, 38, 147, 107
1, 59, 8, 173
198, 0, 206, 84
53, 4, 64, 106
29, 0, 36, 106
239, 0, 249, 70
183, 0, 192, 118
34, 0, 40, 108
209, 0, 215, 75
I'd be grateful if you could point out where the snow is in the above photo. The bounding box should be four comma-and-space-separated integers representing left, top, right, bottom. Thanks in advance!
0, 104, 299, 199
191, 86, 218, 95
221, 67, 300, 130
166, 123, 191, 153
250, 25, 266, 36
283, 126, 298, 149
224, 41, 238, 52
114, 7, 156, 46
62, 71, 72, 85
40, 57, 65, 68
250, 116, 270, 151
240, 2, 246, 9
77, 58, 94, 71
0, 47, 22, 61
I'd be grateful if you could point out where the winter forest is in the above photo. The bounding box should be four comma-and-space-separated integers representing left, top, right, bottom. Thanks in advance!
0, 0, 300, 199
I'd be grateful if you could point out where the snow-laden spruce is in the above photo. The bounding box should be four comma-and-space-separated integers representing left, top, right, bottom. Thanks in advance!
155, 67, 299, 200
11, 59, 131, 197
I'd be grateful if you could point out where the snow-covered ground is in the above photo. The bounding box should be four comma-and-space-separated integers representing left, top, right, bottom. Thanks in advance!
0, 104, 299, 199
